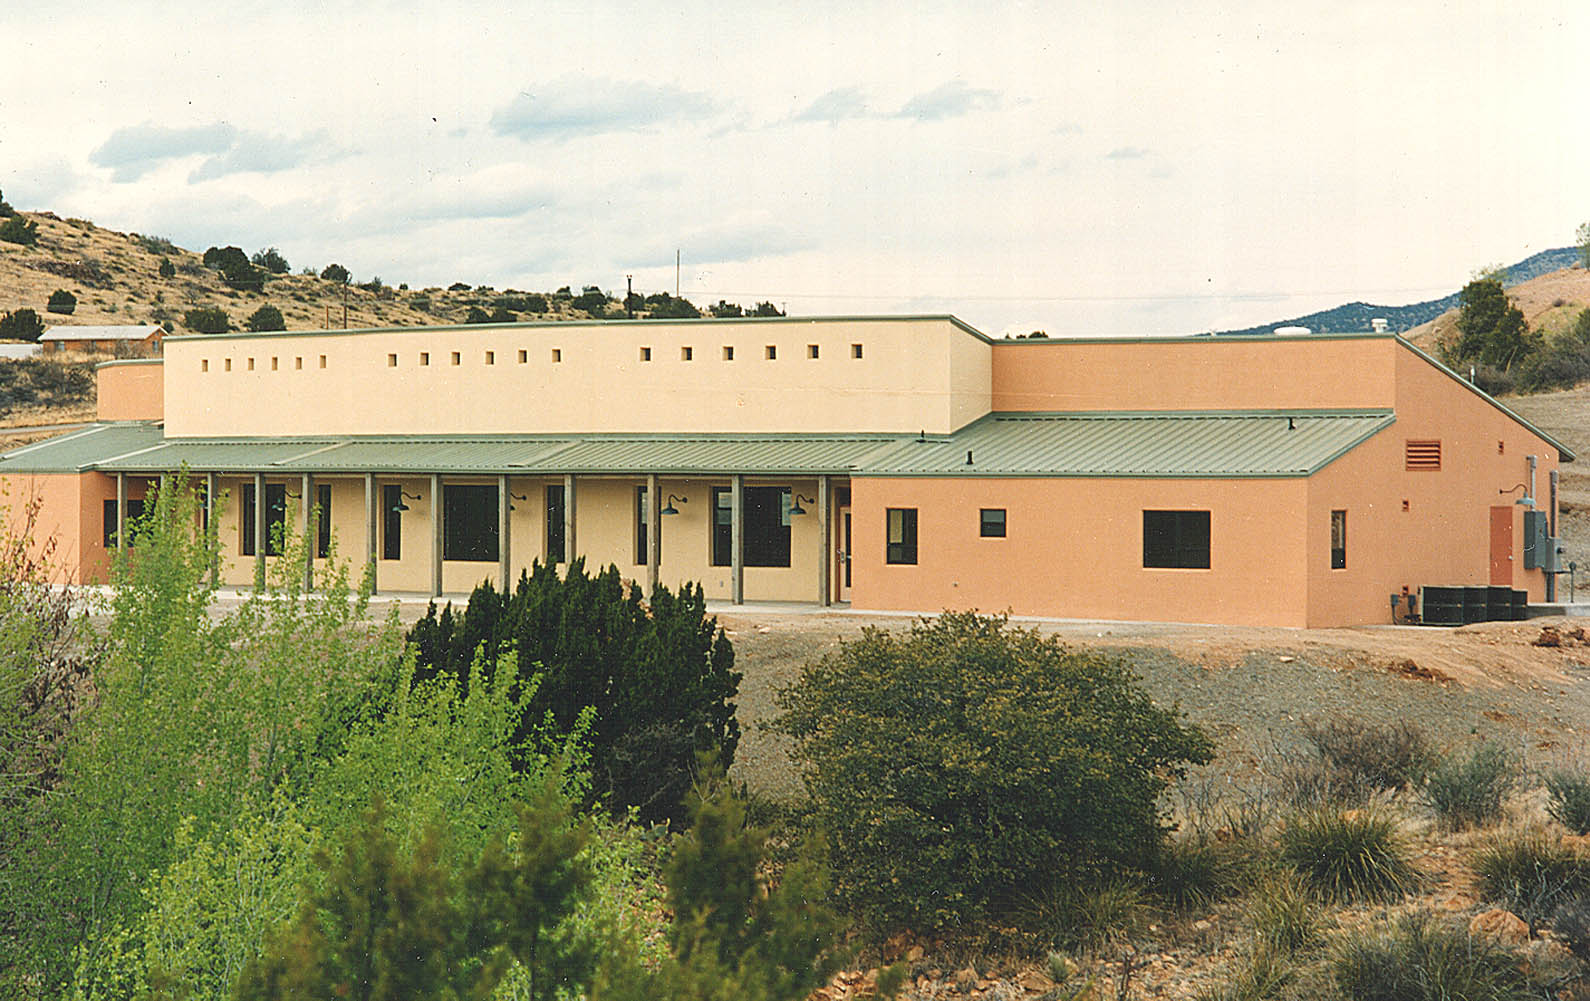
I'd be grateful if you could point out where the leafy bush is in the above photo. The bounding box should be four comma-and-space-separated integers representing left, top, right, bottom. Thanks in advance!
774, 611, 1211, 935
45, 289, 75, 315
1472, 829, 1590, 927
245, 304, 285, 332
184, 306, 231, 333
0, 215, 39, 245
1300, 714, 1432, 795
1425, 743, 1517, 830
1332, 912, 1539, 1001
1547, 768, 1590, 834
1516, 309, 1590, 392
407, 561, 740, 826
1280, 808, 1417, 903
157, 257, 175, 278
250, 246, 289, 274
0, 308, 45, 342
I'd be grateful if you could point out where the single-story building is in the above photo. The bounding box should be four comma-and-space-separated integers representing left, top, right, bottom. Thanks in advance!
40, 324, 165, 356
0, 315, 1573, 627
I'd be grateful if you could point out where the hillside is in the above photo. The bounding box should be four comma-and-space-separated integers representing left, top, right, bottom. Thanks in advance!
0, 211, 668, 335
1402, 264, 1590, 355
1213, 246, 1582, 337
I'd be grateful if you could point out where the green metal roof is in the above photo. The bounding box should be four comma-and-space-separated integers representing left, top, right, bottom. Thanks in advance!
860, 410, 1396, 478
1, 412, 1392, 479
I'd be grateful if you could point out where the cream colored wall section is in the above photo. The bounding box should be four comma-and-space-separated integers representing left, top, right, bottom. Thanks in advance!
97, 361, 164, 421
161, 318, 990, 438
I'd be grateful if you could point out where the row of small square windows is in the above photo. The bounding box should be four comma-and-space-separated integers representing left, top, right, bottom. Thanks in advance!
200, 342, 868, 372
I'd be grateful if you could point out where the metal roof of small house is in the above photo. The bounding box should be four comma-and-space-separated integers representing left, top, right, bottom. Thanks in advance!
41, 324, 164, 342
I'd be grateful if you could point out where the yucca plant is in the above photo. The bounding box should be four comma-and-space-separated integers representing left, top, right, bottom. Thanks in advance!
1280, 808, 1417, 903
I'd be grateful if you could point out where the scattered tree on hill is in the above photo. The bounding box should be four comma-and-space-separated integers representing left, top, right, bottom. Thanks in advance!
751, 301, 785, 317
644, 292, 700, 319
0, 187, 13, 217
572, 286, 610, 316
1579, 221, 1590, 270
203, 245, 265, 292
488, 307, 517, 323
320, 263, 351, 285
357, 276, 384, 293
158, 257, 175, 279
710, 300, 743, 318
0, 308, 46, 342
246, 305, 286, 332
45, 290, 76, 315
1453, 276, 1537, 372
464, 306, 491, 324
0, 215, 39, 246
184, 306, 231, 334
251, 247, 289, 275
448, 281, 471, 292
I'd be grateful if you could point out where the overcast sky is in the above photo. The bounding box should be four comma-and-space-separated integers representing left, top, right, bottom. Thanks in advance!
3, 1, 1587, 337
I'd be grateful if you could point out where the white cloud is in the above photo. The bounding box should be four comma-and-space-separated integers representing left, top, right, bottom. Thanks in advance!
490, 78, 720, 141
90, 123, 238, 181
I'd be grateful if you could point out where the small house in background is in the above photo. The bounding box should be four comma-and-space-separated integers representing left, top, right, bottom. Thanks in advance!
40, 324, 165, 357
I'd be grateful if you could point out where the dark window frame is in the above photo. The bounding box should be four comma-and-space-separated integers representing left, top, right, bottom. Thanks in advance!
382, 484, 402, 561
1330, 509, 1347, 570
710, 485, 792, 568
546, 484, 566, 564
1143, 510, 1210, 569
634, 486, 649, 565
264, 484, 287, 557
886, 507, 918, 565
241, 483, 256, 556
442, 484, 499, 562
979, 508, 1006, 538
102, 497, 145, 549
316, 483, 332, 559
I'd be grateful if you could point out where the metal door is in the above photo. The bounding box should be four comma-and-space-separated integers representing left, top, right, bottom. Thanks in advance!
1490, 505, 1514, 586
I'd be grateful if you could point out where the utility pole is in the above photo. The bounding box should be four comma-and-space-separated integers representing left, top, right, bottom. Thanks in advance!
675, 249, 680, 299
626, 274, 633, 319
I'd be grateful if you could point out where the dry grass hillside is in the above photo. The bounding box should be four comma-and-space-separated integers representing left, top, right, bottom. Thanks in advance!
0, 211, 604, 334
1404, 263, 1590, 355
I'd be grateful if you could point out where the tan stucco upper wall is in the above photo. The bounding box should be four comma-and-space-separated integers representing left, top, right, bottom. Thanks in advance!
990, 337, 1400, 412
97, 361, 164, 421
161, 318, 992, 437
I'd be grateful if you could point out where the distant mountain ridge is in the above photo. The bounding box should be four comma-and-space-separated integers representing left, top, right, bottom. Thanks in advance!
1212, 247, 1581, 336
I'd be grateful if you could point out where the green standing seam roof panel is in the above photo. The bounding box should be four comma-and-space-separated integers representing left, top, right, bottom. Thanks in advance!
1, 411, 1395, 479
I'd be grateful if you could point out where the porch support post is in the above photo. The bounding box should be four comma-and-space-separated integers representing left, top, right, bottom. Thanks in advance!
364, 474, 377, 594
731, 474, 744, 605
430, 473, 443, 598
301, 473, 314, 593
205, 472, 218, 588
646, 473, 661, 597
253, 472, 266, 590
115, 473, 127, 553
563, 474, 577, 571
498, 475, 511, 593
817, 475, 831, 607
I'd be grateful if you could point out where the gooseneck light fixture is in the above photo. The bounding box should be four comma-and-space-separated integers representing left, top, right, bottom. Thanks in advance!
788, 493, 814, 516
661, 494, 688, 516
391, 490, 422, 513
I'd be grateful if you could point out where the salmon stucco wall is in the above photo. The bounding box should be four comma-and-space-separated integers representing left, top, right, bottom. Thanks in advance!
850, 476, 1311, 627
0, 471, 128, 584
991, 337, 1399, 413
97, 361, 164, 421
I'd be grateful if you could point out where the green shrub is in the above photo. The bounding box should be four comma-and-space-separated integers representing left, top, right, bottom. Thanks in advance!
1300, 714, 1432, 794
407, 561, 740, 826
45, 289, 75, 315
158, 257, 175, 278
489, 306, 517, 323
136, 233, 178, 255
184, 306, 230, 334
1020, 877, 1150, 953
1425, 743, 1517, 830
245, 304, 285, 332
320, 263, 350, 284
1472, 829, 1590, 926
0, 215, 38, 245
1332, 912, 1539, 1001
0, 308, 45, 342
464, 305, 490, 324
1151, 834, 1264, 912
250, 247, 289, 274
774, 611, 1211, 935
0, 187, 13, 216
1280, 808, 1416, 903
1546, 768, 1590, 834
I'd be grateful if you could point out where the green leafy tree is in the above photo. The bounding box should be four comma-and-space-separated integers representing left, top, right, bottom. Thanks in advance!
244, 305, 285, 332
775, 611, 1212, 935
572, 286, 610, 316
46, 289, 76, 315
751, 302, 784, 317
0, 215, 39, 245
185, 306, 231, 333
644, 292, 701, 319
1454, 277, 1537, 371
320, 263, 351, 285
202, 246, 264, 291
0, 307, 46, 342
250, 247, 289, 275
710, 300, 743, 318
408, 561, 741, 826
1578, 221, 1590, 270
157, 257, 175, 279
0, 187, 13, 217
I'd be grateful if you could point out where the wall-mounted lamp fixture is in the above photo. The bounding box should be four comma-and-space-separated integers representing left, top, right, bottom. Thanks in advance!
788, 493, 815, 516
662, 494, 688, 516
1500, 483, 1535, 507
392, 490, 422, 513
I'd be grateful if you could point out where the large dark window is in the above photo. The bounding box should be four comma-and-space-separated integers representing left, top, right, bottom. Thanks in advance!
546, 484, 566, 564
1331, 510, 1347, 570
1143, 510, 1210, 569
886, 508, 917, 565
102, 498, 145, 549
241, 483, 256, 556
635, 486, 649, 565
264, 484, 286, 556
443, 484, 499, 562
382, 484, 402, 561
316, 483, 332, 559
711, 486, 791, 567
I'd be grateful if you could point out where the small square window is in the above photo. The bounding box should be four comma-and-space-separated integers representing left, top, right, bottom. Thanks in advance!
224, 359, 232, 372
681, 346, 693, 361
640, 346, 652, 362
294, 356, 302, 370
979, 508, 1006, 538
270, 356, 278, 371
852, 343, 863, 359
450, 351, 460, 366
387, 353, 398, 367
247, 357, 255, 371
807, 344, 819, 359
201, 359, 209, 372
765, 345, 777, 360
723, 345, 735, 361
319, 355, 327, 369
419, 352, 429, 366
485, 350, 495, 365
552, 348, 562, 363
518, 349, 527, 363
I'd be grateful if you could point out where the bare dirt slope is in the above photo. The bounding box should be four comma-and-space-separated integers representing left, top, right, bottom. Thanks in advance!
1500, 387, 1590, 562
1404, 264, 1590, 354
